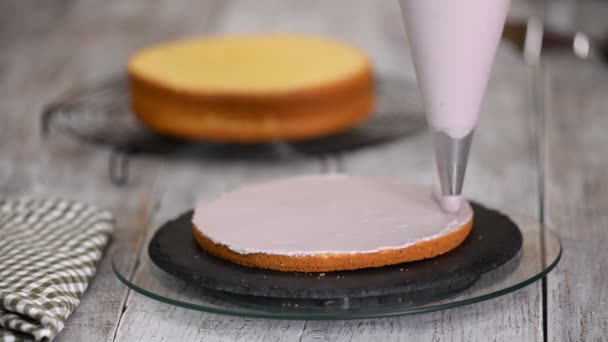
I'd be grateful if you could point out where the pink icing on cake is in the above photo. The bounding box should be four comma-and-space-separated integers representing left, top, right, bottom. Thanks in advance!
192, 175, 473, 256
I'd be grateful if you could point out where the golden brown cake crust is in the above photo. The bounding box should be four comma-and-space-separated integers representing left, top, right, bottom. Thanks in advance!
192, 219, 473, 272
128, 63, 374, 142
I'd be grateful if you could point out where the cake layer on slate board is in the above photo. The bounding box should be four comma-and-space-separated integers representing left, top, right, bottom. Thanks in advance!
192, 175, 473, 272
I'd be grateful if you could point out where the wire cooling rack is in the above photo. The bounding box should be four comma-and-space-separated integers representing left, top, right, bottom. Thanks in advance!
41, 75, 426, 186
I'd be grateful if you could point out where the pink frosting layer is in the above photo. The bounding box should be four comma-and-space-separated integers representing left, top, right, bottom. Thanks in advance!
192, 175, 473, 256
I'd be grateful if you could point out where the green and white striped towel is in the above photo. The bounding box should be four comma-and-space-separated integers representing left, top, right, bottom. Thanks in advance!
0, 198, 114, 342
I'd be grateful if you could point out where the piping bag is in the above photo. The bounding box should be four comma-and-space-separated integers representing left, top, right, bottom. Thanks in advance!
399, 0, 511, 212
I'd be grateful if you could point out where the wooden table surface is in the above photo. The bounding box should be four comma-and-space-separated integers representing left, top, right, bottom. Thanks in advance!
2, 0, 607, 341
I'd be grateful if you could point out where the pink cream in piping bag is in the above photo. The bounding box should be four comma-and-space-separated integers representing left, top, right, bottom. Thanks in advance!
399, 0, 511, 212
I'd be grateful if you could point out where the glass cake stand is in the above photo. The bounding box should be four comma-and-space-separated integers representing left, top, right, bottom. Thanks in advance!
112, 208, 561, 320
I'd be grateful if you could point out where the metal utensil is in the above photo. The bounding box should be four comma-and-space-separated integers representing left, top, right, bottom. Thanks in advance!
503, 18, 607, 64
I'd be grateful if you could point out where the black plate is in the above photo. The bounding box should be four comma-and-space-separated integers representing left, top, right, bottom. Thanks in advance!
148, 203, 522, 299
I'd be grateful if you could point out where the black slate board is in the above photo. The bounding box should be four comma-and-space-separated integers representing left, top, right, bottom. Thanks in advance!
148, 203, 522, 299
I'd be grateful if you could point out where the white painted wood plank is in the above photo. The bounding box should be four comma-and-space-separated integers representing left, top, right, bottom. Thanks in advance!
543, 56, 608, 341
0, 0, 225, 340
0, 5, 162, 340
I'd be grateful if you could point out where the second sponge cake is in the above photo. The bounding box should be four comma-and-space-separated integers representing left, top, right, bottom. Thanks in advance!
128, 35, 374, 142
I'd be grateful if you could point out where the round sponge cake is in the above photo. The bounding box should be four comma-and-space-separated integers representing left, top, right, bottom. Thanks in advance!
192, 175, 473, 272
128, 35, 374, 142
